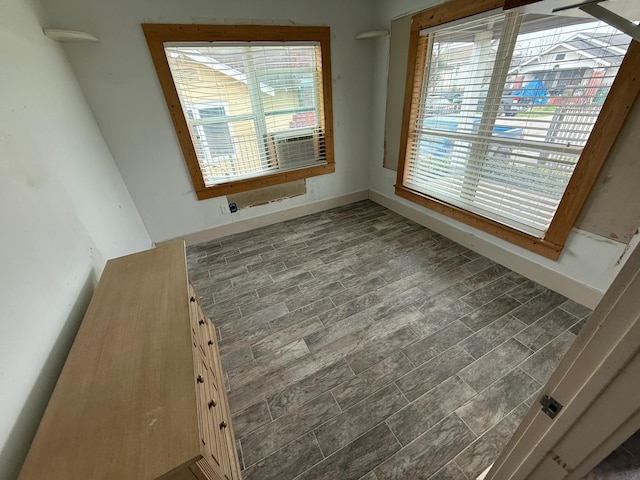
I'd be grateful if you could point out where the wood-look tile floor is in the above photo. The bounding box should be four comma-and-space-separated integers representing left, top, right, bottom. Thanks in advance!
186, 200, 591, 480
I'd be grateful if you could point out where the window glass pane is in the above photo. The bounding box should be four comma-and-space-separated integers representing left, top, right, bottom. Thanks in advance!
199, 107, 234, 156
405, 13, 631, 237
165, 43, 326, 187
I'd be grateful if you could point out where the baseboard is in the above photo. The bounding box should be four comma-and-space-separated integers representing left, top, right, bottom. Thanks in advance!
369, 189, 603, 309
178, 190, 369, 246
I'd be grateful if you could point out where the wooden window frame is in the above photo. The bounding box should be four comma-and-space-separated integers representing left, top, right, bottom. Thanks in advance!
142, 24, 335, 200
395, 0, 640, 260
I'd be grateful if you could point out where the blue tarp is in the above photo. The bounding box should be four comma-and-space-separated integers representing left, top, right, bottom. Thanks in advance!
513, 78, 548, 105
419, 116, 523, 160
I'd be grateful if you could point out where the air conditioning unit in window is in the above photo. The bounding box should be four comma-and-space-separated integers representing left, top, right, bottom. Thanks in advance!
271, 129, 318, 169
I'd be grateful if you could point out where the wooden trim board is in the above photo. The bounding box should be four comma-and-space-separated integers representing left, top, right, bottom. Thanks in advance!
142, 24, 335, 200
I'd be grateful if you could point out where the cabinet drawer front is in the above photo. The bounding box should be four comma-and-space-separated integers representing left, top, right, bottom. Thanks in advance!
205, 378, 232, 480
194, 350, 233, 479
193, 342, 212, 454
207, 334, 241, 480
193, 327, 220, 385
188, 301, 219, 383
189, 283, 239, 479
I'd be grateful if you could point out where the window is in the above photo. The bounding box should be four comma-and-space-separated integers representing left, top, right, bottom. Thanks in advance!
187, 104, 234, 155
142, 24, 335, 199
396, 0, 640, 259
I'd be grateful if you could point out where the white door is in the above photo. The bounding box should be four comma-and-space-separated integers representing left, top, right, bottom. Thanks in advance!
485, 239, 640, 479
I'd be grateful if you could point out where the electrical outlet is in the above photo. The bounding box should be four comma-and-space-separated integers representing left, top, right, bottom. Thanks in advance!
219, 205, 228, 215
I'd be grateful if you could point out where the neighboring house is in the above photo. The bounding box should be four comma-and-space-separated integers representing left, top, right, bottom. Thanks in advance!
429, 41, 487, 94
508, 31, 628, 103
429, 29, 628, 107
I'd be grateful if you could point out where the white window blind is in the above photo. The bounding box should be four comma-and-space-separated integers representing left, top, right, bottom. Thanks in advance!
164, 43, 327, 187
404, 12, 631, 238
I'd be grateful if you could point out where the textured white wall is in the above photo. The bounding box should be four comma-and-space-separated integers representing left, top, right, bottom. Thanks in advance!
0, 0, 151, 476
40, 0, 380, 242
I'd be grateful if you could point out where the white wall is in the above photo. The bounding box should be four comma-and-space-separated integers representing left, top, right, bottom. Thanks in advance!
0, 0, 151, 476
369, 0, 640, 307
40, 0, 380, 242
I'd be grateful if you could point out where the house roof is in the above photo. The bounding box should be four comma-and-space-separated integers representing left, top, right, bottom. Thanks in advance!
168, 49, 275, 96
510, 30, 628, 74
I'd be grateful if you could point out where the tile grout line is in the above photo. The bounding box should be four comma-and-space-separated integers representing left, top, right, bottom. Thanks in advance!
516, 366, 545, 390
453, 460, 472, 480
237, 439, 246, 471
385, 418, 405, 450
510, 323, 579, 382
343, 358, 357, 378
264, 397, 274, 422
456, 336, 533, 383
395, 382, 413, 406
456, 374, 479, 395
454, 411, 482, 439
312, 430, 326, 459
399, 349, 417, 368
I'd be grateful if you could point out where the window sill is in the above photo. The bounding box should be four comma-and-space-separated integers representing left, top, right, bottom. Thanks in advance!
394, 184, 563, 260
195, 163, 335, 200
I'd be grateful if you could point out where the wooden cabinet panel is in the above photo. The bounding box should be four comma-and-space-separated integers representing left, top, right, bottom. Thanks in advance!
19, 241, 241, 480
191, 309, 233, 480
207, 330, 241, 480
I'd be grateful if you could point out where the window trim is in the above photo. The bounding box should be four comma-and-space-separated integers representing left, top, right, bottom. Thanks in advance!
395, 0, 640, 260
142, 24, 335, 200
